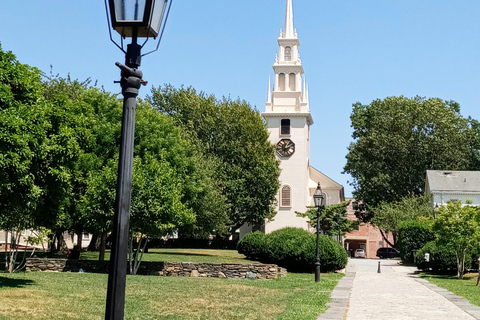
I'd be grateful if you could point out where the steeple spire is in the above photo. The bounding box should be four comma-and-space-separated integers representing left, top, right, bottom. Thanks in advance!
284, 0, 295, 38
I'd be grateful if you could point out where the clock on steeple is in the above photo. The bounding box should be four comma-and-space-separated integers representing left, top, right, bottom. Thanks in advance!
262, 0, 314, 234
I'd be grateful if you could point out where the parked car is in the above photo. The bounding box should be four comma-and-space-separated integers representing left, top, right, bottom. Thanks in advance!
354, 249, 365, 258
376, 247, 399, 259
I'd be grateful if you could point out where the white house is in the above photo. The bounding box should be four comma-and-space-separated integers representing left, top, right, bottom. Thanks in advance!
425, 170, 480, 206
239, 0, 344, 238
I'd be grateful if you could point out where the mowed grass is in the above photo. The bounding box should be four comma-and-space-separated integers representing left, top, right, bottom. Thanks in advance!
0, 249, 343, 319
80, 248, 260, 264
420, 273, 480, 307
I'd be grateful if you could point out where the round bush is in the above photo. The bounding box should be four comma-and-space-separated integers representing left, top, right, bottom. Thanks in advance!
237, 231, 267, 260
263, 227, 348, 272
414, 241, 470, 272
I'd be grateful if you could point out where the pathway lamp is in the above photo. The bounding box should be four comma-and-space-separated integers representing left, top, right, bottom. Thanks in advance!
313, 182, 326, 282
104, 0, 172, 319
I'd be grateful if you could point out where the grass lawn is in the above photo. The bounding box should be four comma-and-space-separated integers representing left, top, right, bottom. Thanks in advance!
420, 273, 480, 307
0, 249, 343, 319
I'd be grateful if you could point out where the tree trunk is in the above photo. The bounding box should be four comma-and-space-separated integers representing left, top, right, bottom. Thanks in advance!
99, 232, 107, 261
87, 233, 101, 251
4, 231, 8, 271
379, 229, 395, 247
76, 233, 83, 251
55, 232, 68, 254
457, 250, 465, 279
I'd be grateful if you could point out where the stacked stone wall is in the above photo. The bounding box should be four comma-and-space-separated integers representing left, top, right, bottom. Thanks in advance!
26, 258, 287, 280
161, 262, 287, 280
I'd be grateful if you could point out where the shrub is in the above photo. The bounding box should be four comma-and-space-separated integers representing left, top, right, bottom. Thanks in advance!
398, 219, 435, 264
237, 231, 267, 260
414, 241, 472, 272
470, 245, 480, 271
263, 227, 348, 272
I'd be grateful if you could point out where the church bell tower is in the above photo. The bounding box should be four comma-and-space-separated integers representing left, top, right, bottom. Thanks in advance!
263, 0, 313, 233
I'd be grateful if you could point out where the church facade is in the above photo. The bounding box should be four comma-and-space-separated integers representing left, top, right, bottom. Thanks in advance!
240, 0, 344, 238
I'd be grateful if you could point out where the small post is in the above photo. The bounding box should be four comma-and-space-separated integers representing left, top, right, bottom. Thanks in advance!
377, 261, 381, 273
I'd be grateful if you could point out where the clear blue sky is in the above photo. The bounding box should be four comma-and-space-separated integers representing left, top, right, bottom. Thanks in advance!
2, 0, 480, 198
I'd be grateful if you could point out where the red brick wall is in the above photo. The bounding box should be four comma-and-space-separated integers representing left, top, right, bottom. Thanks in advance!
343, 199, 394, 259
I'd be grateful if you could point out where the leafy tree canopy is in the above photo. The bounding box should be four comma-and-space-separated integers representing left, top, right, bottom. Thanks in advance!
371, 195, 434, 247
433, 201, 480, 279
297, 201, 358, 237
344, 96, 480, 208
149, 85, 281, 235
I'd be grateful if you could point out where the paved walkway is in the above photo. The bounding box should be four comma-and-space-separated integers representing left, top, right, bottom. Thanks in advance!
318, 258, 480, 320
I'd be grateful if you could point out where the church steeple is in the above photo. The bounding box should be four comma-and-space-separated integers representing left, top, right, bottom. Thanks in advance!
284, 0, 295, 39
264, 0, 312, 124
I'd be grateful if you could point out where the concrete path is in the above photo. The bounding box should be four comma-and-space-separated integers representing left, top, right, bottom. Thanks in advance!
318, 258, 480, 320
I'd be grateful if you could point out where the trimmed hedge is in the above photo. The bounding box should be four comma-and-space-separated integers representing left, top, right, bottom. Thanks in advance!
398, 220, 435, 264
237, 231, 267, 260
415, 241, 473, 272
237, 227, 348, 272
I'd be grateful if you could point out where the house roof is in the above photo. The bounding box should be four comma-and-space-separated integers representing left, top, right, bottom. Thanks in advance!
426, 170, 480, 193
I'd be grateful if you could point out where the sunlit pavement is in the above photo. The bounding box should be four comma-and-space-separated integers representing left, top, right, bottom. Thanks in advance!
317, 258, 480, 320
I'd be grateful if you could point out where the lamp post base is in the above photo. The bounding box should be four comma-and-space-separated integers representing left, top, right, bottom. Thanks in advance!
315, 260, 321, 282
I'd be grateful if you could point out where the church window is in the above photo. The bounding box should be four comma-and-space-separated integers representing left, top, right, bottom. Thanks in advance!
279, 73, 286, 91
281, 119, 290, 135
280, 185, 291, 207
289, 73, 296, 91
285, 46, 292, 61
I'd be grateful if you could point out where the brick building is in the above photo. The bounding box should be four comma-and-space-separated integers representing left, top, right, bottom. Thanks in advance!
343, 199, 394, 259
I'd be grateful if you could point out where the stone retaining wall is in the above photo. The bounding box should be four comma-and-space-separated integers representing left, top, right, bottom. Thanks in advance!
161, 262, 287, 280
25, 258, 287, 280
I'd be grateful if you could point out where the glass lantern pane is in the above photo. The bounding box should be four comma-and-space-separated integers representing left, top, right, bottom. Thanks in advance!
150, 0, 168, 35
114, 0, 147, 22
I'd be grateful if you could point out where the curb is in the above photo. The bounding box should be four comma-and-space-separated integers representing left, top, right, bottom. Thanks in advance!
317, 272, 355, 320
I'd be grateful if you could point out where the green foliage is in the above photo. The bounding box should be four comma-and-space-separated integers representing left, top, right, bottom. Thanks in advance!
0, 44, 44, 232
264, 228, 347, 272
415, 241, 459, 272
296, 201, 359, 236
433, 201, 480, 278
238, 228, 348, 272
397, 219, 435, 264
149, 85, 281, 234
371, 195, 434, 245
344, 96, 480, 209
237, 231, 267, 260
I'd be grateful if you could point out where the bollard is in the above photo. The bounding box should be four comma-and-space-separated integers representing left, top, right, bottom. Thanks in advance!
377, 261, 381, 273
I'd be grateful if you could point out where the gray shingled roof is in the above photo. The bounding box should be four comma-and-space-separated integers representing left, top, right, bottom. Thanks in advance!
426, 170, 480, 192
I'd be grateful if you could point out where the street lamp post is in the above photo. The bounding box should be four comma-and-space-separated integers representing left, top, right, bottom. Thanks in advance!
313, 182, 326, 282
104, 1, 172, 319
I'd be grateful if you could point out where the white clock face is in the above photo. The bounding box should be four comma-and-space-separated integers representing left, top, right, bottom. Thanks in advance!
276, 139, 295, 157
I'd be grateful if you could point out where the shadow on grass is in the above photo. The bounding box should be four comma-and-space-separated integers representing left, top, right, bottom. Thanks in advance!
421, 273, 476, 281
147, 252, 215, 257
0, 276, 34, 289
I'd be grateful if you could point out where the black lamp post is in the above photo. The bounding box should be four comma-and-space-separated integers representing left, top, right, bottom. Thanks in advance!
313, 182, 326, 282
104, 1, 172, 319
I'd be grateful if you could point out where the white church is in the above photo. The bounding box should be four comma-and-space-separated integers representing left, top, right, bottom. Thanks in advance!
239, 0, 345, 238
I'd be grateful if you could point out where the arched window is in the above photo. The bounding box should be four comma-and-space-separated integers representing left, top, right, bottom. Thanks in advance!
289, 73, 296, 91
281, 185, 291, 207
281, 119, 290, 135
285, 46, 292, 61
279, 73, 286, 91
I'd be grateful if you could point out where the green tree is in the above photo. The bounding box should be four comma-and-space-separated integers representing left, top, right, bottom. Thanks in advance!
344, 96, 480, 210
149, 85, 280, 235
297, 201, 358, 239
0, 44, 44, 238
371, 195, 434, 247
433, 201, 480, 279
